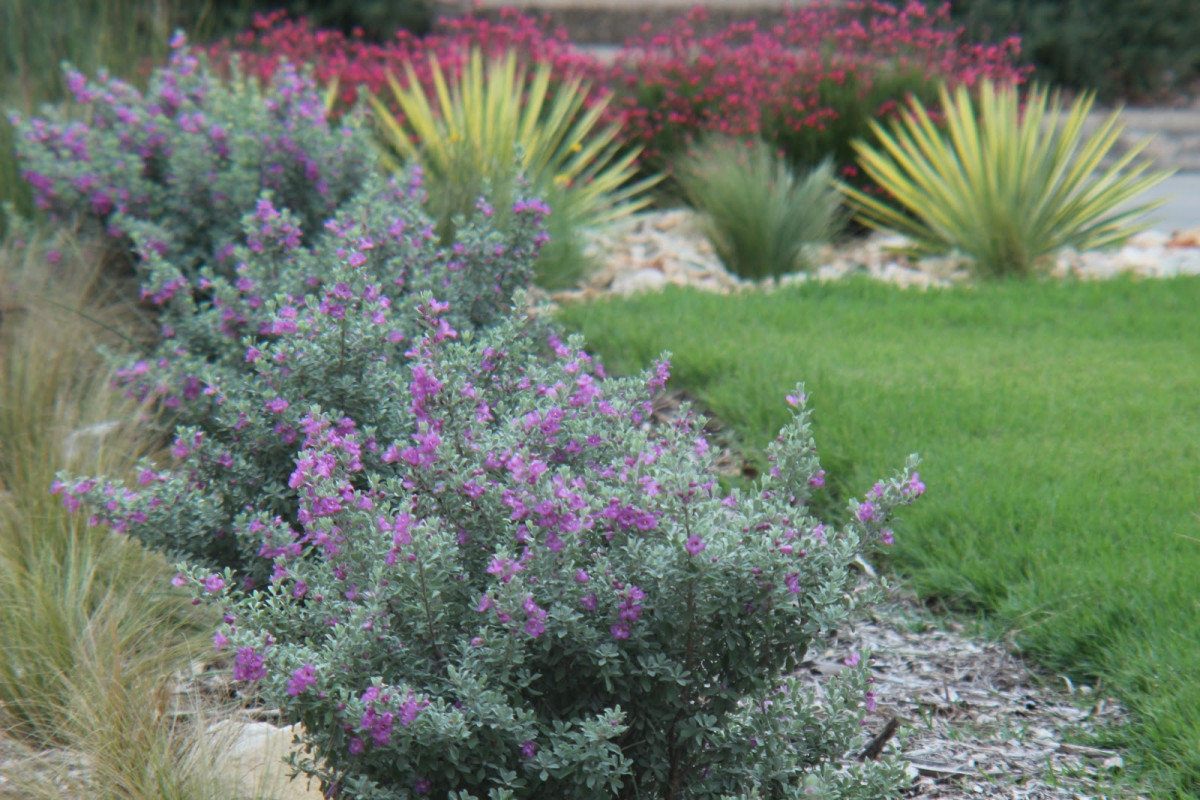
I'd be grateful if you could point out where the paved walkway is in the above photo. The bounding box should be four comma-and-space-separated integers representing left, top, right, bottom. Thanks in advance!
1133, 172, 1200, 233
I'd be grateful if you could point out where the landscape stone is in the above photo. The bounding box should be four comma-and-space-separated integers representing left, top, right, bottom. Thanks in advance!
556, 208, 1200, 305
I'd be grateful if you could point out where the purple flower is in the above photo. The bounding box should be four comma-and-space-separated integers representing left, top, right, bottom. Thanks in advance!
397, 692, 427, 726
286, 664, 317, 695
233, 647, 266, 682
906, 472, 926, 498
580, 593, 598, 611
520, 739, 537, 758
202, 574, 226, 593
413, 779, 431, 794
880, 528, 895, 546
522, 596, 547, 638
685, 534, 706, 555
843, 652, 860, 668
610, 622, 631, 639
348, 737, 365, 755
808, 469, 826, 487
855, 501, 877, 523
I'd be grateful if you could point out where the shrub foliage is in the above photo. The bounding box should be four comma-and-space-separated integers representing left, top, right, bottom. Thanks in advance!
951, 0, 1200, 101
55, 169, 545, 582
46, 93, 925, 800
9, 35, 375, 277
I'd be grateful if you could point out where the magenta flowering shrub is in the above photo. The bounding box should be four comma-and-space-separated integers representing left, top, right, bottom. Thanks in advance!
206, 2, 1026, 191
55, 169, 546, 582
605, 1, 1028, 179
205, 9, 605, 115
171, 298, 923, 797
9, 34, 374, 277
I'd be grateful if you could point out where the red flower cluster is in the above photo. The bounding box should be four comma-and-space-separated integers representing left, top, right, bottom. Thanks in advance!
604, 1, 1027, 170
206, 2, 1028, 180
205, 8, 605, 112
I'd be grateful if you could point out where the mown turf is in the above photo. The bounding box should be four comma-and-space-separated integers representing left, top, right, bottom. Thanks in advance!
556, 276, 1200, 797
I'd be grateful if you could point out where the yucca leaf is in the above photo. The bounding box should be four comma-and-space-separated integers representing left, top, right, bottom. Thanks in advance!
364, 46, 659, 288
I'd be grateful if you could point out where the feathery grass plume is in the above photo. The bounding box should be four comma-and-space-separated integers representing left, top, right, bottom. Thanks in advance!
675, 137, 845, 281
0, 226, 211, 758
369, 47, 659, 289
840, 79, 1174, 279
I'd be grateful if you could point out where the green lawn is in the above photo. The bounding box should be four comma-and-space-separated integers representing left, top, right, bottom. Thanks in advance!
556, 275, 1200, 797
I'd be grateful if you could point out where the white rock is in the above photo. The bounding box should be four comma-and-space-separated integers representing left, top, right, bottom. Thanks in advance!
1116, 245, 1163, 270
611, 267, 668, 295
208, 720, 325, 800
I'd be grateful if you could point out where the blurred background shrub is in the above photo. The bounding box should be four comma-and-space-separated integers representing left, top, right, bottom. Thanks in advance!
950, 0, 1200, 102
676, 138, 843, 280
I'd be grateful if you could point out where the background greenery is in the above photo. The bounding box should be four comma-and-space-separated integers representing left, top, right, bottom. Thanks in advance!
950, 0, 1200, 101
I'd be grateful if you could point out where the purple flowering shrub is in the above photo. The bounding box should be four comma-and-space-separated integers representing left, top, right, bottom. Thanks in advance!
171, 305, 921, 796
9, 34, 373, 277
47, 99, 924, 791
54, 169, 545, 582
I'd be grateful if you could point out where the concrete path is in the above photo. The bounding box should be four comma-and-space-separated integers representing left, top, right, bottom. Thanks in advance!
1129, 173, 1200, 233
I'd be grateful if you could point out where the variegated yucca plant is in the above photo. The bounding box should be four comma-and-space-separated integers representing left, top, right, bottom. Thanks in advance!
840, 79, 1174, 278
369, 48, 658, 289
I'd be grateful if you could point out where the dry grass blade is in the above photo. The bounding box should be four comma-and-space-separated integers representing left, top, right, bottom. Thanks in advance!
0, 225, 239, 799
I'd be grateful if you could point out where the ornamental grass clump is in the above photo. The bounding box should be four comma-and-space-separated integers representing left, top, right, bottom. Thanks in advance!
9, 33, 374, 278
369, 47, 657, 290
840, 79, 1174, 278
675, 138, 844, 280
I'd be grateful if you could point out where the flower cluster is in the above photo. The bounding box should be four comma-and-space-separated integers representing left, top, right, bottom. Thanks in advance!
54, 168, 546, 583
10, 34, 374, 278
604, 1, 1028, 179
205, 8, 606, 115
